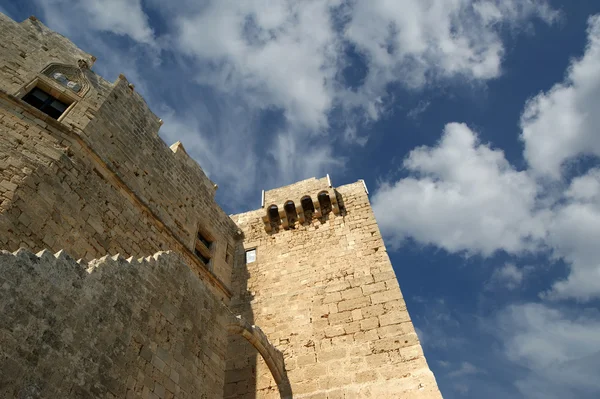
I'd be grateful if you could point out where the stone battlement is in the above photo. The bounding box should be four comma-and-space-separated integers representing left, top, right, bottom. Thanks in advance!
0, 247, 289, 398
261, 179, 341, 232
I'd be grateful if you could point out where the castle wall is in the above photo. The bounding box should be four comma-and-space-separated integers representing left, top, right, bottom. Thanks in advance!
0, 14, 240, 291
228, 180, 442, 398
0, 94, 232, 296
0, 13, 113, 132
0, 249, 228, 399
0, 96, 163, 257
79, 77, 237, 286
0, 13, 443, 399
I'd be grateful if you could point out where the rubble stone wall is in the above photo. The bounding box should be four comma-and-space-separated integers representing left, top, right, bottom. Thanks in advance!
0, 249, 228, 399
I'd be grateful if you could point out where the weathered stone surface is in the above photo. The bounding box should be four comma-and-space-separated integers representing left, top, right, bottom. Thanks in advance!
0, 249, 227, 399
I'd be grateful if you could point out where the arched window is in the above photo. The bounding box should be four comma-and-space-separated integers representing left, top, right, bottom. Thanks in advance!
284, 201, 297, 227
318, 191, 332, 215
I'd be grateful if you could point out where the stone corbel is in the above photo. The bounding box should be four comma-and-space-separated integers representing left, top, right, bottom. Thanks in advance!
262, 214, 272, 232
327, 188, 340, 215
296, 204, 305, 224
312, 195, 322, 218
279, 208, 289, 229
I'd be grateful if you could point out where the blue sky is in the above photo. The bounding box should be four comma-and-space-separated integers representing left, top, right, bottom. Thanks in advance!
2, 1, 600, 397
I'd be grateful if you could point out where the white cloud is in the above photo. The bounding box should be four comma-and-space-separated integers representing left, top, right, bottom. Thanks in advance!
342, 0, 559, 118
173, 0, 557, 128
447, 361, 485, 378
268, 131, 346, 185
544, 168, 600, 301
499, 303, 600, 399
371, 123, 600, 303
175, 0, 341, 130
31, 0, 558, 205
373, 15, 600, 303
487, 263, 531, 291
521, 15, 600, 178
372, 123, 546, 256
39, 0, 155, 44
407, 101, 431, 120
474, 0, 559, 26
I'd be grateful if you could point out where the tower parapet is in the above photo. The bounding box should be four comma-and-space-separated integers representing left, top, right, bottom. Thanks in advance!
262, 176, 341, 232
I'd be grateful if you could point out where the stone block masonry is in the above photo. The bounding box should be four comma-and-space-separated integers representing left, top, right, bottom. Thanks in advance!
0, 91, 235, 298
227, 179, 443, 398
0, 249, 228, 398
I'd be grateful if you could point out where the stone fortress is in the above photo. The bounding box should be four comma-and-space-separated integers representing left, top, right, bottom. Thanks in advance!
0, 13, 442, 399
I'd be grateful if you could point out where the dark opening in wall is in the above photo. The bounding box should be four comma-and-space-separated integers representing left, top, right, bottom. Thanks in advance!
197, 231, 212, 249
22, 87, 70, 119
225, 242, 233, 265
268, 205, 280, 223
301, 196, 314, 212
284, 201, 297, 227
300, 196, 315, 221
194, 248, 210, 265
318, 192, 332, 216
195, 227, 213, 267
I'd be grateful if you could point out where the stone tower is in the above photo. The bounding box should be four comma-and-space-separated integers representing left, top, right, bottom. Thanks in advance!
0, 13, 441, 398
225, 177, 441, 398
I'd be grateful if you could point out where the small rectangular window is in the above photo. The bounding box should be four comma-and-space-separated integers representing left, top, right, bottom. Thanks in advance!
197, 231, 212, 249
194, 248, 210, 265
195, 227, 213, 267
246, 249, 256, 264
22, 87, 70, 119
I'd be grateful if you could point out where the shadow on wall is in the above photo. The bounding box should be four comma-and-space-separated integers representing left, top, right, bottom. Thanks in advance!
224, 238, 293, 399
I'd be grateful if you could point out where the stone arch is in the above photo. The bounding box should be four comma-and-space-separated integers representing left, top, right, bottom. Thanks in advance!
226, 315, 292, 399
41, 62, 90, 96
